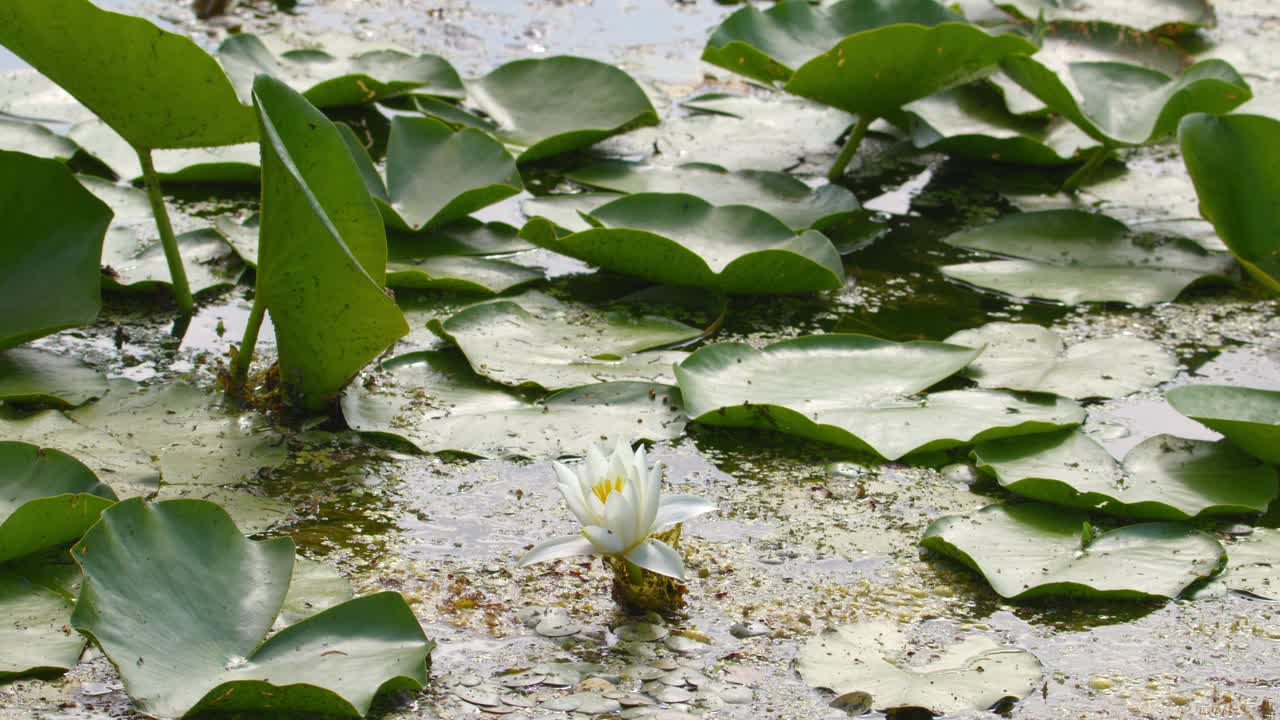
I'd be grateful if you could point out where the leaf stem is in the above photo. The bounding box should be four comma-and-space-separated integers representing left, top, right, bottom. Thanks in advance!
1061, 147, 1112, 193
827, 114, 874, 182
135, 147, 195, 316
229, 290, 266, 390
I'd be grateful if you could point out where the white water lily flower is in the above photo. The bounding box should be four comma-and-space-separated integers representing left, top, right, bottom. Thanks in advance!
518, 439, 715, 579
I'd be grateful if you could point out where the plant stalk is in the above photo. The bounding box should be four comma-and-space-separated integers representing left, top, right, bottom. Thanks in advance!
135, 146, 195, 317
229, 290, 266, 390
1061, 147, 1112, 192
827, 114, 874, 182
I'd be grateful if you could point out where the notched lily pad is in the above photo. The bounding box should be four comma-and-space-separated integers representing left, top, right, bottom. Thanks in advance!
797, 622, 1041, 714
1220, 528, 1280, 600
941, 209, 1235, 306
69, 120, 259, 185
1166, 384, 1280, 464
0, 118, 77, 161
945, 322, 1177, 399
995, 0, 1214, 35
71, 499, 434, 719
387, 253, 543, 295
921, 502, 1225, 599
0, 573, 83, 680
0, 441, 117, 564
341, 351, 686, 458
973, 430, 1279, 520
0, 408, 159, 499
0, 347, 109, 409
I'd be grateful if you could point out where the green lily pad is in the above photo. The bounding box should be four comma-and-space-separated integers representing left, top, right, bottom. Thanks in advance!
393, 218, 534, 257
0, 348, 108, 409
0, 152, 110, 350
387, 254, 543, 295
279, 558, 354, 627
674, 334, 1084, 460
673, 93, 856, 173
1179, 113, 1280, 292
0, 441, 117, 564
1220, 528, 1280, 599
920, 502, 1225, 599
0, 573, 82, 680
71, 498, 433, 719
797, 622, 1041, 714
342, 116, 522, 232
995, 0, 1214, 35
219, 33, 463, 108
153, 486, 291, 537
1000, 58, 1251, 148
520, 193, 845, 294
252, 74, 409, 410
522, 192, 622, 233
341, 351, 686, 458
1166, 385, 1280, 464
941, 210, 1235, 306
565, 161, 863, 231
944, 322, 1177, 399
69, 120, 259, 185
468, 56, 659, 163
0, 408, 158, 499
0, 0, 254, 150
973, 430, 1279, 520
432, 295, 700, 390
0, 118, 77, 161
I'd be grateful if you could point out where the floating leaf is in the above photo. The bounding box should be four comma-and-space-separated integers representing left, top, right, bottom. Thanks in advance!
0, 441, 116, 563
1220, 528, 1280, 599
0, 409, 158, 498
675, 335, 1084, 460
71, 499, 433, 719
0, 69, 93, 124
520, 193, 845, 294
279, 558, 354, 627
391, 218, 534, 257
0, 574, 82, 680
0, 348, 108, 409
672, 93, 856, 172
219, 33, 463, 107
921, 502, 1225, 599
0, 152, 110, 350
0, 0, 254, 149
944, 322, 1176, 399
69, 120, 259, 185
995, 0, 1214, 35
797, 622, 1041, 714
252, 74, 409, 409
387, 253, 542, 295
468, 56, 659, 163
973, 430, 1278, 520
1167, 384, 1280, 464
522, 192, 622, 233
155, 486, 291, 537
341, 351, 686, 458
1179, 113, 1280, 292
941, 210, 1235, 306
0, 118, 77, 161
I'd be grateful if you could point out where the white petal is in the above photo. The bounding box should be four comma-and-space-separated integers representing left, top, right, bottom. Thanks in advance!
518, 535, 596, 566
586, 444, 609, 478
624, 538, 686, 580
653, 494, 716, 530
604, 490, 642, 548
552, 461, 579, 488
582, 525, 625, 555
557, 481, 594, 527
639, 459, 662, 531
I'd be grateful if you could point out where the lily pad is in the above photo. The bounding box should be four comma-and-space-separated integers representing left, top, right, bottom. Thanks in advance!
1179, 113, 1280, 292
0, 118, 77, 161
69, 120, 259, 185
944, 322, 1177, 399
522, 192, 622, 233
920, 502, 1225, 599
565, 161, 863, 231
520, 193, 845, 295
995, 0, 1214, 35
973, 430, 1279, 520
0, 441, 117, 563
219, 33, 463, 108
340, 351, 686, 458
941, 209, 1235, 306
671, 93, 856, 173
0, 409, 158, 499
1220, 528, 1280, 600
0, 348, 108, 409
468, 56, 659, 163
0, 151, 111, 350
674, 334, 1084, 460
1166, 385, 1280, 464
387, 254, 543, 295
797, 622, 1041, 714
279, 558, 354, 627
252, 74, 409, 409
0, 69, 93, 124
0, 0, 255, 149
0, 574, 82, 680
71, 498, 433, 719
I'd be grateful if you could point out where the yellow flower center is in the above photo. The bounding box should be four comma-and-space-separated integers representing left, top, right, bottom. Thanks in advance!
592, 475, 625, 505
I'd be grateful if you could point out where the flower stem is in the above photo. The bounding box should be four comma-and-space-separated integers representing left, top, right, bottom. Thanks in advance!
228, 290, 266, 391
135, 146, 195, 317
1061, 147, 1112, 193
827, 114, 874, 182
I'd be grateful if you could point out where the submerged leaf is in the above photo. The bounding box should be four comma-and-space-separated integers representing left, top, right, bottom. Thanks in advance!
1166, 384, 1280, 464
1220, 528, 1280, 600
0, 348, 108, 410
0, 441, 116, 564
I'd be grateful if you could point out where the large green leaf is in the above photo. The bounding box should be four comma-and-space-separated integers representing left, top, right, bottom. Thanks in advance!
0, 118, 77, 161
941, 210, 1235, 306
973, 430, 1278, 520
69, 120, 259, 185
994, 0, 1214, 35
944, 322, 1176, 399
921, 503, 1225, 599
1179, 113, 1280, 292
0, 573, 82, 680
1166, 385, 1280, 464
252, 74, 409, 409
0, 408, 158, 499
0, 348, 108, 409
1000, 58, 1250, 148
521, 193, 845, 294
674, 335, 1084, 460
797, 622, 1041, 714
0, 441, 116, 564
0, 151, 110, 350
219, 33, 463, 108
0, 0, 254, 149
343, 116, 522, 232
341, 351, 686, 458
468, 56, 659, 163
71, 499, 433, 719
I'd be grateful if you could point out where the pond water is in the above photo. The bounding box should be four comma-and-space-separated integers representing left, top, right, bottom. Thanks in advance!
2, 1, 1279, 719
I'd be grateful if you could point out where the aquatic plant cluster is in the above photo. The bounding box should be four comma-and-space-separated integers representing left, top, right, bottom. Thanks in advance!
0, 0, 1278, 717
